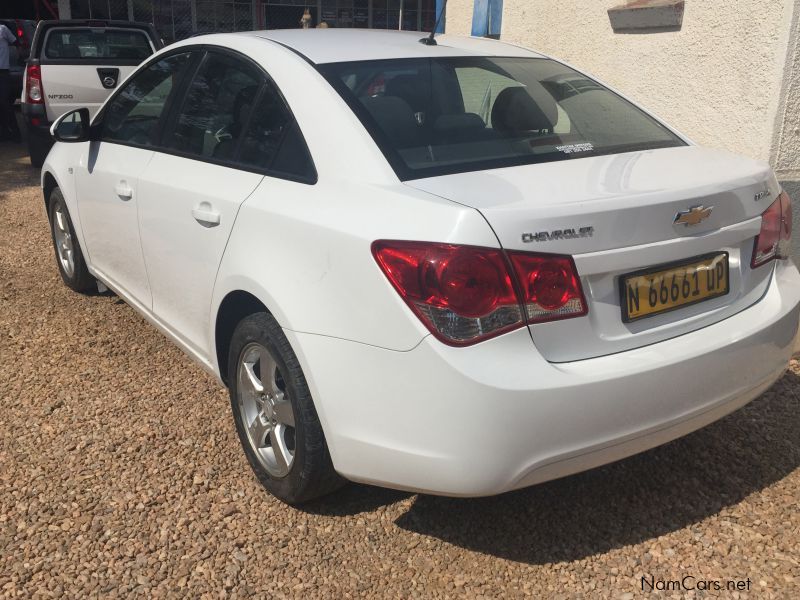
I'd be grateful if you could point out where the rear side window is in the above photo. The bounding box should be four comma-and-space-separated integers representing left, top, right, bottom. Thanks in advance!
102, 52, 192, 147
163, 52, 316, 182
164, 52, 262, 161
44, 28, 153, 61
237, 84, 316, 182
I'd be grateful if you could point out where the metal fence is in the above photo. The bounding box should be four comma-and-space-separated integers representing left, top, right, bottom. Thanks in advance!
65, 0, 439, 43
67, 0, 255, 44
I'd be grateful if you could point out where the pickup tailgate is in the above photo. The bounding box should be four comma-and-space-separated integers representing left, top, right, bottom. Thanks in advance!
36, 24, 158, 121
42, 64, 140, 120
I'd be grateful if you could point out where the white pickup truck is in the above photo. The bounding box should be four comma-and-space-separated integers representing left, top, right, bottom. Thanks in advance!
21, 19, 162, 166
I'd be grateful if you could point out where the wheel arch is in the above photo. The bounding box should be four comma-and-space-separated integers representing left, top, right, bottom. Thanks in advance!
214, 289, 271, 386
41, 167, 92, 270
211, 284, 337, 472
42, 170, 59, 215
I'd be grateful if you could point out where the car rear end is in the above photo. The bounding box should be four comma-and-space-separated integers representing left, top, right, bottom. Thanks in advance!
303, 49, 800, 496
22, 19, 161, 166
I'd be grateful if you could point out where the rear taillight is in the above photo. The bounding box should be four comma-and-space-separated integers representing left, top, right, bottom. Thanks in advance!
507, 253, 588, 323
372, 241, 587, 346
25, 64, 43, 104
752, 191, 792, 268
372, 241, 523, 345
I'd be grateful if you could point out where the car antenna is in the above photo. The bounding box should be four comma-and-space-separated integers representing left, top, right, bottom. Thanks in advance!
420, 0, 447, 46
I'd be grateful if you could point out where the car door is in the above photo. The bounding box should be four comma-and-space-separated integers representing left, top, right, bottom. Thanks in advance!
136, 50, 269, 355
75, 51, 194, 306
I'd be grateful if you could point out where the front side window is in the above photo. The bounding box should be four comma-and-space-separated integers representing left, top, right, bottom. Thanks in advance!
164, 52, 261, 160
320, 57, 685, 180
44, 28, 153, 61
101, 52, 192, 147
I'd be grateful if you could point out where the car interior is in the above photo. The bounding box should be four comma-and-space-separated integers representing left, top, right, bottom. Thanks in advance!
364, 69, 559, 142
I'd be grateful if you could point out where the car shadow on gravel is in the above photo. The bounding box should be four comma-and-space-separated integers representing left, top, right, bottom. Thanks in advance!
302, 483, 413, 517
384, 372, 800, 565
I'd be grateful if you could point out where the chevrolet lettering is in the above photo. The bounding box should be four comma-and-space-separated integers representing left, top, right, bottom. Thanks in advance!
522, 227, 594, 243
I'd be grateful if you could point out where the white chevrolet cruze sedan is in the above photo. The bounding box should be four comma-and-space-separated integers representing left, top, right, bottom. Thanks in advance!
42, 29, 800, 504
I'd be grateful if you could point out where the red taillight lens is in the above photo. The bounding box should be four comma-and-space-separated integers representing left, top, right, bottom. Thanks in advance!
752, 192, 792, 268
372, 241, 523, 345
26, 64, 43, 104
372, 241, 587, 345
508, 253, 588, 322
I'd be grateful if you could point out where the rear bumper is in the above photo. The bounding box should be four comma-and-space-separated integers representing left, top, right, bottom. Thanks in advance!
21, 104, 50, 132
287, 260, 800, 497
21, 105, 53, 152
21, 102, 46, 121
24, 121, 51, 141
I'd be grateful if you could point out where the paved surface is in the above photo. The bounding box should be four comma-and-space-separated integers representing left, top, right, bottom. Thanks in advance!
1, 141, 799, 599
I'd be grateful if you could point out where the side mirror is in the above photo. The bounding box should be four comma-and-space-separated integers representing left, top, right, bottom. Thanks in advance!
51, 108, 92, 143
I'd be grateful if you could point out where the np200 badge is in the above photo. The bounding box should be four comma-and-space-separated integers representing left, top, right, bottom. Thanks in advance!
522, 227, 594, 243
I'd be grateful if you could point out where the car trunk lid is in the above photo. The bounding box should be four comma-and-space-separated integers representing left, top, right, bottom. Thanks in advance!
405, 146, 780, 361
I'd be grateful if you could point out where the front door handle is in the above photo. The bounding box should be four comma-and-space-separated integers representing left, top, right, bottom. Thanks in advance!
115, 181, 133, 200
192, 203, 220, 227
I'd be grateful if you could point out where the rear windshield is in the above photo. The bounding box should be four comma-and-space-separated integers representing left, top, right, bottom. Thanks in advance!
320, 57, 685, 180
44, 28, 153, 61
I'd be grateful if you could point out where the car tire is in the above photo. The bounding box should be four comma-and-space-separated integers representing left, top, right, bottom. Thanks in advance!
28, 134, 51, 168
228, 312, 345, 504
48, 187, 95, 293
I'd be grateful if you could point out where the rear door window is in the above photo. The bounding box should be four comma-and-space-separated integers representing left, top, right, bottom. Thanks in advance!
237, 83, 316, 182
44, 28, 153, 61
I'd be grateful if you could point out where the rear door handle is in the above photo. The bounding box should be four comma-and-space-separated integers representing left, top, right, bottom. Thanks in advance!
192, 204, 221, 227
115, 181, 133, 200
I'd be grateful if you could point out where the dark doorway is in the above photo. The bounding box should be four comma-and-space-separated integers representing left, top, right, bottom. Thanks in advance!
265, 6, 308, 29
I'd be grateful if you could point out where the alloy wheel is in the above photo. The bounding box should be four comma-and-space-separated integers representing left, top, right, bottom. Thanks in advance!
236, 342, 296, 477
52, 200, 75, 278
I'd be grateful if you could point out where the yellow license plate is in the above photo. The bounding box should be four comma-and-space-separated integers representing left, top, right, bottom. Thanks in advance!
621, 252, 729, 322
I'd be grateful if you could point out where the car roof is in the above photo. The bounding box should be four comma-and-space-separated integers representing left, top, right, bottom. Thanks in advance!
245, 29, 543, 64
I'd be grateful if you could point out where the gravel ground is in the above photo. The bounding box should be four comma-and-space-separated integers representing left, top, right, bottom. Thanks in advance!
1, 140, 800, 599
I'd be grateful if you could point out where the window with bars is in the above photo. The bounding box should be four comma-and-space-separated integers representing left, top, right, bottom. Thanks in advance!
471, 0, 502, 39
195, 1, 254, 35
70, 0, 130, 20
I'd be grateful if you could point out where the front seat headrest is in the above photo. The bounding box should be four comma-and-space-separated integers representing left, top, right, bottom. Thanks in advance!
491, 85, 557, 133
360, 95, 422, 149
385, 74, 428, 113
